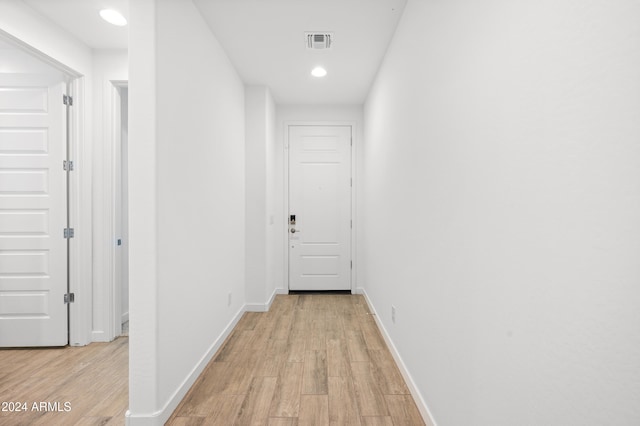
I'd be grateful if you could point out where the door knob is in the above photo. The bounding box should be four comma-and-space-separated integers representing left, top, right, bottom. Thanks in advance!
290, 228, 299, 233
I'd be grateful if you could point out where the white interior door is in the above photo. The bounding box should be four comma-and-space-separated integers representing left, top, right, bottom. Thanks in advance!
288, 125, 351, 291
0, 76, 68, 346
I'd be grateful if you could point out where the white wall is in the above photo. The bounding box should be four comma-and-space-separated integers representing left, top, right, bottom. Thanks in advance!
128, 0, 246, 423
128, 0, 158, 417
265, 89, 277, 301
0, 41, 64, 76
0, 1, 91, 76
245, 86, 278, 309
363, 1, 640, 425
91, 49, 128, 341
276, 105, 364, 291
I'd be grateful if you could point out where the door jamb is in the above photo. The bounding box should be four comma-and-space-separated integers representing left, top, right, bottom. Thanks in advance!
67, 75, 92, 346
284, 121, 357, 294
107, 81, 128, 340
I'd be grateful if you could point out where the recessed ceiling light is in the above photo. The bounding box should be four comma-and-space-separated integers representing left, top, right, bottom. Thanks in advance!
311, 66, 327, 78
100, 9, 127, 27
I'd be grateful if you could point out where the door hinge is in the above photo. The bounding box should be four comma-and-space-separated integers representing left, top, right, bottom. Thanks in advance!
63, 228, 74, 239
350, 178, 352, 187
350, 220, 353, 229
64, 293, 75, 304
351, 260, 353, 269
63, 94, 73, 106
63, 160, 74, 171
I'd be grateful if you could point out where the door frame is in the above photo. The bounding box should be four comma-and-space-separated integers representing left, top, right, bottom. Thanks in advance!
284, 121, 358, 294
92, 79, 129, 342
107, 81, 128, 340
0, 30, 92, 346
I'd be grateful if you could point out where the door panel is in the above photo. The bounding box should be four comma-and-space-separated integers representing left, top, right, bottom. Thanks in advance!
0, 87, 48, 112
0, 78, 67, 347
289, 125, 351, 291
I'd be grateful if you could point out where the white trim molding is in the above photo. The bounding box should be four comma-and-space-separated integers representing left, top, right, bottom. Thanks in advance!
126, 304, 246, 426
245, 287, 289, 312
359, 288, 438, 426
68, 76, 93, 346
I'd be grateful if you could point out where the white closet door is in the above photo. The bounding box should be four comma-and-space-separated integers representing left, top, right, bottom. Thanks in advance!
0, 77, 68, 346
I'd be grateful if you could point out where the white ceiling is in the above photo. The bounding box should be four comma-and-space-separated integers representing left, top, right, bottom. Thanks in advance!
22, 0, 129, 49
193, 0, 407, 104
18, 0, 407, 105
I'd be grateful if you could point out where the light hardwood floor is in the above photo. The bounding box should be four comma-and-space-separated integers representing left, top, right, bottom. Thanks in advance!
0, 294, 425, 426
168, 294, 425, 426
0, 336, 128, 426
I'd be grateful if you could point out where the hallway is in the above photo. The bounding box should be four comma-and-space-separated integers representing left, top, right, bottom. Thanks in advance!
168, 294, 426, 425
2, 1, 639, 424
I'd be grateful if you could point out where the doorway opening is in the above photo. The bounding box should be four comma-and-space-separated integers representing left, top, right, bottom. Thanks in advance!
0, 32, 85, 346
113, 83, 129, 337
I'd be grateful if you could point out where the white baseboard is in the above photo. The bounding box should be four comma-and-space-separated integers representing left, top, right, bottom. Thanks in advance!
126, 305, 246, 426
91, 311, 130, 343
91, 330, 109, 343
244, 303, 268, 312
360, 288, 438, 426
245, 287, 288, 312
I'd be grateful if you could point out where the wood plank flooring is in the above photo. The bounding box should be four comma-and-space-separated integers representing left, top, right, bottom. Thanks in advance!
0, 336, 128, 426
0, 294, 425, 426
168, 294, 426, 426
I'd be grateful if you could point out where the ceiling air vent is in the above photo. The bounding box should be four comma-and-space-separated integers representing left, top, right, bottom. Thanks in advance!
306, 32, 333, 50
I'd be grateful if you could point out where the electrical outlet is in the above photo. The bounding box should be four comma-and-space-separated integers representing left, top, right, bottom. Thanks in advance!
391, 305, 396, 324
228, 292, 232, 307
